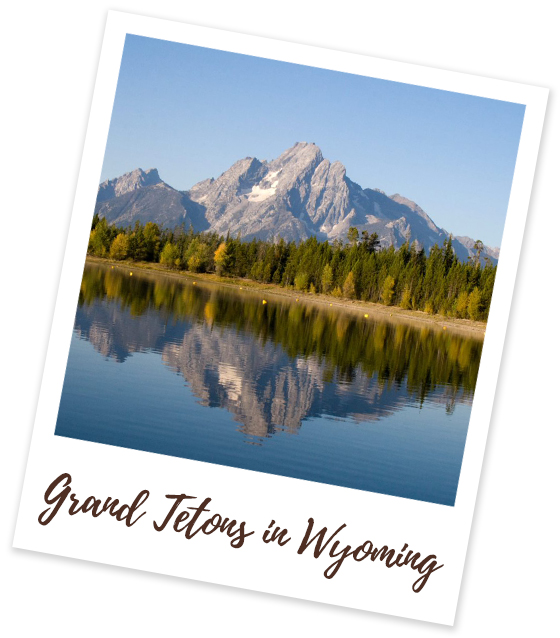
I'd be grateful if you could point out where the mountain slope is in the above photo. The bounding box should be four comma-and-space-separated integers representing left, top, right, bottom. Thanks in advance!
95, 168, 209, 231
95, 143, 498, 263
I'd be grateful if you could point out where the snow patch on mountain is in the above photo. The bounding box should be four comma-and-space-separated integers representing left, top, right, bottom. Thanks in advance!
248, 183, 277, 202
95, 142, 498, 264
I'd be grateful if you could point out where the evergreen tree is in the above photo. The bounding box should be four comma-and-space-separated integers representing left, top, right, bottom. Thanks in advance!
144, 222, 161, 262
347, 227, 359, 246
86, 215, 497, 322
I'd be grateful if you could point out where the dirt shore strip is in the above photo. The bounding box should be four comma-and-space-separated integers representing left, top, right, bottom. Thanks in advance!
85, 255, 487, 338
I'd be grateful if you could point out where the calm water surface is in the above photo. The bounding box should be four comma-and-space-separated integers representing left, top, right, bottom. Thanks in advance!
55, 262, 483, 505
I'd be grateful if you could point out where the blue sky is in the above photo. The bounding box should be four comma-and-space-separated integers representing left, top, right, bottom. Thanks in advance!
101, 35, 525, 247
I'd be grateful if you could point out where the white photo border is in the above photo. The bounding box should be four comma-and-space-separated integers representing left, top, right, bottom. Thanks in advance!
13, 11, 548, 626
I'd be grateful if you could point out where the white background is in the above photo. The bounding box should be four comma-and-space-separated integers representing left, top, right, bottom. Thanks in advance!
2, 1, 558, 635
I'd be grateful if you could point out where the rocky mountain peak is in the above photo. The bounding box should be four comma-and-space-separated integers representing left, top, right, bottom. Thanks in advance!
97, 167, 162, 203
270, 141, 323, 172
95, 143, 498, 264
224, 156, 262, 177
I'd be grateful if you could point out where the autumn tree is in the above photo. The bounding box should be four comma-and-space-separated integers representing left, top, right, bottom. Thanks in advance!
186, 240, 214, 273
467, 287, 482, 321
382, 275, 396, 305
109, 233, 129, 260
88, 217, 112, 257
343, 271, 356, 298
400, 285, 412, 309
455, 291, 469, 318
294, 272, 309, 291
159, 242, 180, 269
321, 262, 333, 293
214, 241, 234, 276
87, 214, 497, 323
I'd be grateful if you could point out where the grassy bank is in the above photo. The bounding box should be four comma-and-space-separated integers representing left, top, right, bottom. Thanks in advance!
85, 255, 487, 337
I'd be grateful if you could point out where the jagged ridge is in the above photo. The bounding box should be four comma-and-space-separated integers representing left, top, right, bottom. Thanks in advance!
95, 142, 498, 263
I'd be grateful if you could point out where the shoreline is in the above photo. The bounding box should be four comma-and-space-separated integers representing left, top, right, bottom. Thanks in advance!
85, 255, 487, 337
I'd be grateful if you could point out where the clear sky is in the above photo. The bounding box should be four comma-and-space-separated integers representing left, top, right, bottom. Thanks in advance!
101, 34, 525, 248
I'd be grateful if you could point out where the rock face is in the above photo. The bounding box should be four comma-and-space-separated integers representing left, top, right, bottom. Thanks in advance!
95, 168, 208, 230
97, 167, 163, 202
95, 142, 498, 263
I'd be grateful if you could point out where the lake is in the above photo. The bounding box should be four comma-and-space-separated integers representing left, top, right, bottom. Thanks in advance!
55, 261, 483, 506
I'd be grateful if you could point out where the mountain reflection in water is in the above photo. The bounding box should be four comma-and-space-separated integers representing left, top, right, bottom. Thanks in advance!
55, 262, 482, 504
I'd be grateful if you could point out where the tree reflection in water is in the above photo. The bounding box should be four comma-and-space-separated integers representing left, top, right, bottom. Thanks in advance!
74, 262, 482, 439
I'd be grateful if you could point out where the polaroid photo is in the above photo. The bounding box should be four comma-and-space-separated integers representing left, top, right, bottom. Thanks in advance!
13, 10, 547, 626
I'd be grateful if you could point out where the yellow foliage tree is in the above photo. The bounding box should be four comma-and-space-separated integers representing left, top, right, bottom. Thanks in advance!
214, 242, 228, 275
321, 263, 333, 293
342, 271, 356, 299
400, 285, 411, 309
294, 272, 309, 291
382, 275, 395, 305
468, 287, 482, 321
455, 291, 469, 318
159, 242, 180, 269
109, 233, 129, 261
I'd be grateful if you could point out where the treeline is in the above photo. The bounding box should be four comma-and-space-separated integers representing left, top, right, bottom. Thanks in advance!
89, 214, 497, 321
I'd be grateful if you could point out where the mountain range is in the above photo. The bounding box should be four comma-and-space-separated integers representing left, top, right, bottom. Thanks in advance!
96, 142, 499, 263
